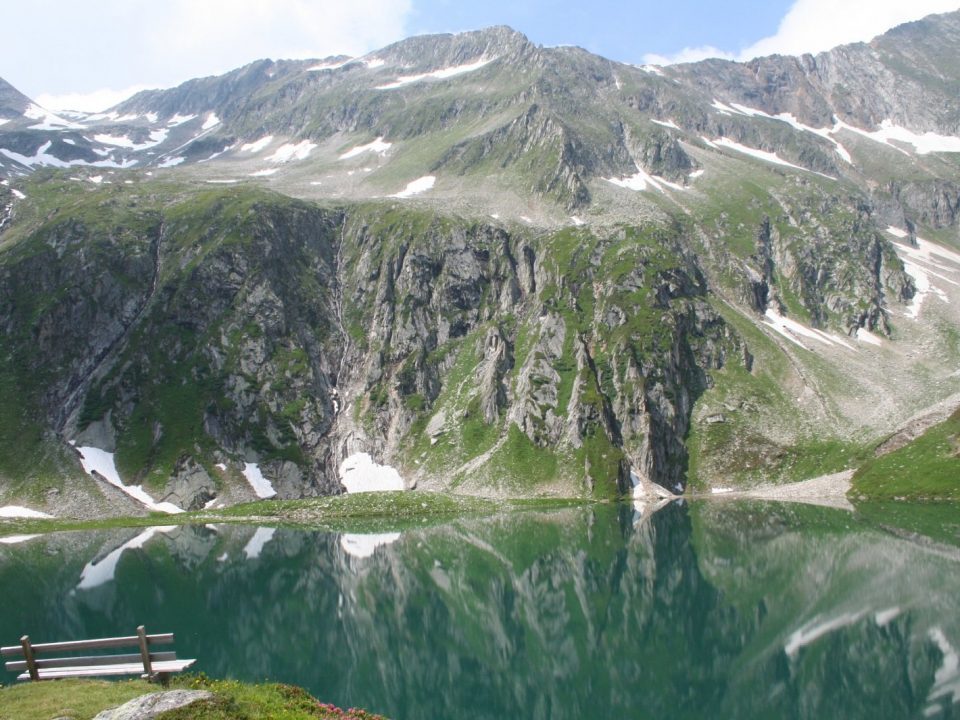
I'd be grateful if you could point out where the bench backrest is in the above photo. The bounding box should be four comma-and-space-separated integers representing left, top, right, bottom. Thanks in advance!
1, 626, 175, 680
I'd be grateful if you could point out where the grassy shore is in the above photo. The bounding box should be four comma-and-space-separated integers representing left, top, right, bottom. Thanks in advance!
851, 408, 960, 501
0, 675, 387, 720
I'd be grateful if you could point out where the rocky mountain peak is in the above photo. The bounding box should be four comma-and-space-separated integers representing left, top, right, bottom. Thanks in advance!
367, 25, 534, 72
0, 76, 32, 119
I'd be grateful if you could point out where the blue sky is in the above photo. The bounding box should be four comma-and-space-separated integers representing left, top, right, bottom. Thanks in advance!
2, 0, 957, 111
407, 0, 792, 65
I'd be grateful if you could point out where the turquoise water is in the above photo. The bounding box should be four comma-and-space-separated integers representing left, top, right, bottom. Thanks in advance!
1, 500, 959, 719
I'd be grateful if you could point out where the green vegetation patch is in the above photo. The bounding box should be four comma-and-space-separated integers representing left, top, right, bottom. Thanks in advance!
852, 408, 960, 500
0, 676, 387, 720
0, 679, 156, 720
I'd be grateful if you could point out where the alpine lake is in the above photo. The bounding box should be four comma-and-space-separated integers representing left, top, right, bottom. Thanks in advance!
2, 499, 959, 720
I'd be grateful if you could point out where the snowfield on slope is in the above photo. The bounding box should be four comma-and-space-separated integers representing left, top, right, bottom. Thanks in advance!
604, 165, 685, 193
73, 444, 184, 514
339, 452, 406, 493
886, 226, 960, 319
376, 58, 493, 90
242, 463, 277, 499
389, 176, 436, 198
339, 137, 392, 159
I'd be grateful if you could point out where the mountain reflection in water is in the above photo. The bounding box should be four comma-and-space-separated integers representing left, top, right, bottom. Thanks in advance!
1, 500, 958, 720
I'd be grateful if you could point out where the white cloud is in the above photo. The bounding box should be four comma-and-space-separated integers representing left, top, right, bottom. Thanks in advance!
643, 46, 736, 66
148, 0, 412, 79
36, 86, 154, 113
2, 0, 411, 103
645, 0, 960, 65
740, 0, 960, 59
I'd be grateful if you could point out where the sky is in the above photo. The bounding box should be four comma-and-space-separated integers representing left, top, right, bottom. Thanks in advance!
2, 0, 958, 112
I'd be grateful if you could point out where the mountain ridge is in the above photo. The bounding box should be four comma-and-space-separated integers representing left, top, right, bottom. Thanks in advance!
0, 12, 958, 517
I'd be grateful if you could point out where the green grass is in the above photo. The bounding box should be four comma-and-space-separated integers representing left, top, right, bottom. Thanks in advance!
0, 676, 387, 720
0, 679, 156, 720
852, 408, 960, 500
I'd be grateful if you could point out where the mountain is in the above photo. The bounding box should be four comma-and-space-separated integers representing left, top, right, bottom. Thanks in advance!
0, 13, 958, 516
0, 77, 32, 121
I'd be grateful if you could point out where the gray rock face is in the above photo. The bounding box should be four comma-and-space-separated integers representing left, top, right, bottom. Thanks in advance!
93, 690, 213, 720
162, 457, 216, 510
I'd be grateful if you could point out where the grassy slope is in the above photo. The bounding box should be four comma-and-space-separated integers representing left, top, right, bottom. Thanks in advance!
0, 677, 386, 720
851, 407, 960, 500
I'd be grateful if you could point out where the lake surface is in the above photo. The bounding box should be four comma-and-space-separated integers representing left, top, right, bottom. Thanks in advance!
2, 500, 959, 719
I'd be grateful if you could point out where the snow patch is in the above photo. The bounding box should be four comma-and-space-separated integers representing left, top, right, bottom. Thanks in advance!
242, 527, 276, 559
77, 526, 176, 590
157, 156, 185, 168
389, 175, 435, 198
0, 534, 41, 545
0, 505, 52, 519
605, 164, 685, 193
570, 216, 585, 226
249, 168, 278, 177
242, 463, 276, 499
24, 103, 83, 130
339, 137, 392, 159
339, 452, 405, 493
340, 532, 401, 558
205, 179, 239, 184
307, 58, 353, 71
651, 119, 680, 130
711, 487, 734, 494
640, 65, 664, 76
0, 142, 137, 170
11, 188, 25, 200
886, 228, 960, 319
240, 136, 274, 153
839, 120, 960, 155
266, 140, 316, 163
688, 169, 705, 179
856, 328, 884, 346
712, 137, 834, 178
363, 57, 386, 69
167, 113, 197, 126
74, 445, 184, 513
376, 58, 493, 90
711, 99, 737, 115
94, 129, 169, 151
722, 103, 853, 164
202, 113, 220, 130
763, 308, 855, 351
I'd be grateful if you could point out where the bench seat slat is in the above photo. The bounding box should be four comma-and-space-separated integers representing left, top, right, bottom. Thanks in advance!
16, 658, 196, 681
6, 651, 177, 672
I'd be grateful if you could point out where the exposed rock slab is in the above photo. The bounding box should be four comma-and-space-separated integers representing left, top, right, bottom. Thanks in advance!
93, 690, 213, 720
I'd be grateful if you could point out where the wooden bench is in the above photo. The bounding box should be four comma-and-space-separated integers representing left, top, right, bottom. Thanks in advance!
2, 626, 195, 682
